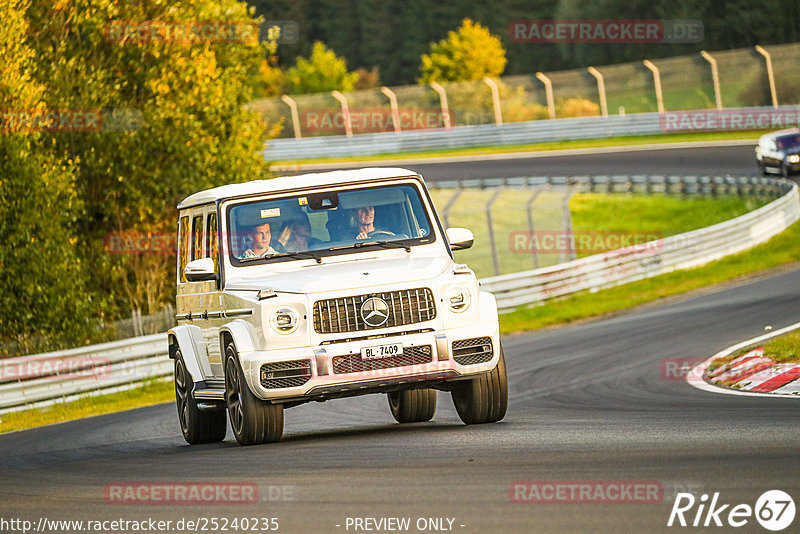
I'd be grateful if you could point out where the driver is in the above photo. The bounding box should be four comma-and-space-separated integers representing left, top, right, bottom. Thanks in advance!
355, 206, 376, 239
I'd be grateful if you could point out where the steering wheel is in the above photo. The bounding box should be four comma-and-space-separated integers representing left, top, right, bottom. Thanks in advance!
367, 230, 395, 238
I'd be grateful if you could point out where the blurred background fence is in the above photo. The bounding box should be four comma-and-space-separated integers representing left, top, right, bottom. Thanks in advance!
251, 42, 800, 139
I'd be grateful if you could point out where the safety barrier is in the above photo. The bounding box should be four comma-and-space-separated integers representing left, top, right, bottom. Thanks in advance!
263, 105, 800, 160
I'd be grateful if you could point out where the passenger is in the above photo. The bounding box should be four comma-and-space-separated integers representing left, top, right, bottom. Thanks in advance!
278, 216, 319, 251
241, 223, 278, 258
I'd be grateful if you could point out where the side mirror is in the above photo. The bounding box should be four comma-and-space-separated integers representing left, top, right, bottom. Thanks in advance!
184, 258, 217, 282
446, 227, 474, 251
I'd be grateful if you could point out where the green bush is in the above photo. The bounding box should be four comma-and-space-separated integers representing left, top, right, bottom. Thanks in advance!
286, 42, 359, 94
419, 19, 507, 84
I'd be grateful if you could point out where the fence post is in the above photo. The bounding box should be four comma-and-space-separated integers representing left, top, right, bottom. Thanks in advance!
441, 188, 463, 229
700, 51, 723, 110
535, 72, 556, 119
587, 66, 608, 118
380, 86, 402, 132
280, 95, 302, 139
331, 90, 353, 137
561, 188, 577, 263
430, 82, 452, 129
132, 309, 143, 337
483, 77, 503, 125
486, 189, 504, 276
526, 188, 543, 269
754, 45, 779, 108
643, 60, 665, 113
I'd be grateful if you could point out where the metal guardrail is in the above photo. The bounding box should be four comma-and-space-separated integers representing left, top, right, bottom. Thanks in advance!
263, 105, 800, 161
1, 175, 797, 413
0, 334, 170, 414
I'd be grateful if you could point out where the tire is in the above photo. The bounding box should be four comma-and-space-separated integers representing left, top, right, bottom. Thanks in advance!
387, 388, 437, 423
174, 351, 227, 445
451, 345, 508, 425
780, 162, 790, 178
224, 343, 283, 445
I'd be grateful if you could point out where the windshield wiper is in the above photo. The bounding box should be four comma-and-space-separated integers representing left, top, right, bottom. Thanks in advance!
265, 251, 323, 263
328, 241, 411, 253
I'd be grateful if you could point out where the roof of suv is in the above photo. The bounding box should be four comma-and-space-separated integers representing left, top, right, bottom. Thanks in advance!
760, 128, 800, 141
178, 167, 421, 209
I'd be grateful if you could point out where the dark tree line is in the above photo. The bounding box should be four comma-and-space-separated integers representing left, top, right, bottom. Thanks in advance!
249, 0, 800, 85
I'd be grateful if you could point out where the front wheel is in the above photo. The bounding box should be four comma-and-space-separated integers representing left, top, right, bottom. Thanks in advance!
387, 388, 437, 423
780, 162, 790, 178
224, 343, 284, 445
451, 346, 508, 425
174, 351, 226, 444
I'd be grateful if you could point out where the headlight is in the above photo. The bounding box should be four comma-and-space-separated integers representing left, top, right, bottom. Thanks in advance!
269, 306, 300, 334
788, 154, 800, 164
445, 285, 471, 312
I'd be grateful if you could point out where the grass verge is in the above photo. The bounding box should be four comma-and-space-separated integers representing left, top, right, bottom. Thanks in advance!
270, 131, 763, 166
429, 191, 765, 278
499, 220, 800, 335
709, 329, 800, 375
0, 379, 174, 434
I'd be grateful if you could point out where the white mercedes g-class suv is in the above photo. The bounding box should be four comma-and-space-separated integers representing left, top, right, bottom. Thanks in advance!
169, 168, 507, 445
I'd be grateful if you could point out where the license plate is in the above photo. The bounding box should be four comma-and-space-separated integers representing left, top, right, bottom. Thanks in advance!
360, 343, 403, 360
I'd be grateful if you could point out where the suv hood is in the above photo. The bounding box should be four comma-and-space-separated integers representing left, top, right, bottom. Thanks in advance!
226, 255, 452, 295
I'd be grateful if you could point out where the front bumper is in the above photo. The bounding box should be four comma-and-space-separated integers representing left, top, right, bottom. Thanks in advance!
238, 323, 500, 402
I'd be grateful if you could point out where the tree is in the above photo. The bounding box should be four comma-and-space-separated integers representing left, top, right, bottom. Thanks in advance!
0, 0, 93, 352
24, 0, 274, 319
419, 18, 507, 84
285, 42, 359, 94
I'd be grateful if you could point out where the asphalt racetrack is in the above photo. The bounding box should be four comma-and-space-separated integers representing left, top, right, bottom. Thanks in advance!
2, 143, 798, 534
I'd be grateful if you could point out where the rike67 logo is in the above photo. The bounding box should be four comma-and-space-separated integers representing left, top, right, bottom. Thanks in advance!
668, 490, 795, 531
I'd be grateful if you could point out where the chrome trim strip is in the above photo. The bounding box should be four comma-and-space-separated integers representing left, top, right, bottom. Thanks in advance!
224, 308, 253, 318
193, 389, 225, 400
435, 334, 449, 362
314, 348, 329, 377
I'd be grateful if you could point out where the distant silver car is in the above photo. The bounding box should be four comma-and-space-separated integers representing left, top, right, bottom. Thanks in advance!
169, 168, 507, 445
755, 128, 800, 178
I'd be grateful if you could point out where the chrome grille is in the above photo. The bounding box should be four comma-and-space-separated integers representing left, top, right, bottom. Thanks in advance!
260, 360, 311, 389
313, 288, 436, 334
332, 345, 433, 374
453, 337, 493, 365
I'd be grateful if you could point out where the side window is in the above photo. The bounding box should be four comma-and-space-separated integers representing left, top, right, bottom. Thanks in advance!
191, 214, 204, 261
178, 215, 189, 283
206, 212, 218, 273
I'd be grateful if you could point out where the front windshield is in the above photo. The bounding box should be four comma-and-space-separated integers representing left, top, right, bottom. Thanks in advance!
226, 183, 434, 264
776, 134, 800, 150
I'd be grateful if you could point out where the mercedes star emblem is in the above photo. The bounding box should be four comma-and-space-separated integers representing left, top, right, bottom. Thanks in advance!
360, 297, 389, 327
